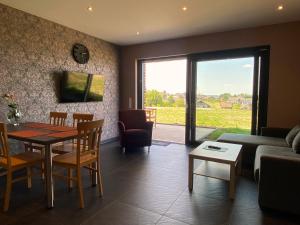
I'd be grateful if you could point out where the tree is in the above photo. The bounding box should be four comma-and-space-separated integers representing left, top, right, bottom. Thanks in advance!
220, 93, 231, 101
167, 95, 175, 106
145, 90, 163, 106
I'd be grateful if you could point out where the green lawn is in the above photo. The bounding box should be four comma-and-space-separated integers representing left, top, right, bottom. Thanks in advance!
154, 107, 251, 139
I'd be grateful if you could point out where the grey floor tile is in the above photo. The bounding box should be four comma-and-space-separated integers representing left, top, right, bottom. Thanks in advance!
82, 201, 161, 225
165, 191, 233, 225
156, 216, 190, 225
119, 182, 183, 214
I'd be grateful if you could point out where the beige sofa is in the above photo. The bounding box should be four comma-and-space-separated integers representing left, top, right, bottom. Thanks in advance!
217, 127, 300, 215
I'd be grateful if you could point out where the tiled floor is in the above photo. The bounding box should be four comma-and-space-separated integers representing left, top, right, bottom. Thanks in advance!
0, 142, 299, 225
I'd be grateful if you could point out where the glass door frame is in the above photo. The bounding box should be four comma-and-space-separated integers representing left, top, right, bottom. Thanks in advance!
137, 56, 189, 144
186, 46, 270, 145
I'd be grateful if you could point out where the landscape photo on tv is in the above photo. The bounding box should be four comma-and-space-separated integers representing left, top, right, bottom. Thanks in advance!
60, 71, 105, 103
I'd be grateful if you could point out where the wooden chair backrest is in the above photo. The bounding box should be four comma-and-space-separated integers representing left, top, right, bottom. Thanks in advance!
0, 123, 10, 167
49, 112, 67, 126
76, 120, 104, 165
72, 113, 94, 127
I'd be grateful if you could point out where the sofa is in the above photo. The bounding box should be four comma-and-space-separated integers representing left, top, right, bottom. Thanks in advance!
217, 126, 300, 215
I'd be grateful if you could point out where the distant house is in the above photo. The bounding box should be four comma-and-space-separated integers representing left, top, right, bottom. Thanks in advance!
196, 100, 210, 108
220, 101, 233, 109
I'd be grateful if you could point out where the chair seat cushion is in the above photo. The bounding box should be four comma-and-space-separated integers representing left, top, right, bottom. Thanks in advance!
124, 129, 149, 139
53, 152, 97, 166
0, 152, 42, 168
122, 129, 150, 147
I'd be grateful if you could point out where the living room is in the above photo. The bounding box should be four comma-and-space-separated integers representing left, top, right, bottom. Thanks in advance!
0, 1, 300, 225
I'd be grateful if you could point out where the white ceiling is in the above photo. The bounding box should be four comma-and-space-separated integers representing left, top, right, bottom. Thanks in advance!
1, 0, 300, 46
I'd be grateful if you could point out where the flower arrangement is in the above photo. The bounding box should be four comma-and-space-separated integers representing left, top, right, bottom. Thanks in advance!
2, 93, 21, 126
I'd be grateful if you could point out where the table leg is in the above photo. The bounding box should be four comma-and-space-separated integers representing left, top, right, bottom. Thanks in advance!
188, 156, 194, 191
45, 144, 54, 208
229, 163, 236, 199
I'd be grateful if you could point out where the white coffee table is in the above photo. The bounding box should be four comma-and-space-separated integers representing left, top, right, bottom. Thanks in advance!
188, 141, 242, 199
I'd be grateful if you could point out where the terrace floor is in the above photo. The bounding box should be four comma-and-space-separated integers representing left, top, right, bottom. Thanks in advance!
152, 123, 215, 144
1, 141, 299, 225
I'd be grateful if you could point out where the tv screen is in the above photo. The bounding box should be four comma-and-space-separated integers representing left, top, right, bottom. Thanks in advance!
60, 71, 104, 103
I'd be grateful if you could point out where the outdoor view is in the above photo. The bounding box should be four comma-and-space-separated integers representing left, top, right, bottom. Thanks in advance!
144, 57, 254, 140
196, 57, 254, 139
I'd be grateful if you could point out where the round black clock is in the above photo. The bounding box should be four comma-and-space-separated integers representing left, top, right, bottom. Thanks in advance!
72, 43, 89, 64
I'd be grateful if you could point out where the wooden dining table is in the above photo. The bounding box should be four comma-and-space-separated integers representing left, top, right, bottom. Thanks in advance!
7, 122, 79, 208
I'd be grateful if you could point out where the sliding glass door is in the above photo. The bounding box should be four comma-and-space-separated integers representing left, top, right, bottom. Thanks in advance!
186, 47, 270, 145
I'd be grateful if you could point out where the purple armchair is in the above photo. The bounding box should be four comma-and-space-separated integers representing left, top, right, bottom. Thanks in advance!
118, 110, 153, 151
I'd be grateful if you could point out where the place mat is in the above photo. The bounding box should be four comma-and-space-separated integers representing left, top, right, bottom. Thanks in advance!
8, 130, 49, 138
42, 125, 76, 132
47, 130, 78, 138
25, 122, 52, 128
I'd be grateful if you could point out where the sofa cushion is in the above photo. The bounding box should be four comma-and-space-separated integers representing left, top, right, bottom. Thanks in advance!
218, 133, 288, 147
217, 133, 289, 171
292, 132, 300, 153
254, 145, 296, 181
285, 125, 300, 147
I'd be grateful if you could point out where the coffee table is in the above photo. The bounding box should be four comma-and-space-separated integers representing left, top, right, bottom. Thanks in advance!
188, 141, 242, 199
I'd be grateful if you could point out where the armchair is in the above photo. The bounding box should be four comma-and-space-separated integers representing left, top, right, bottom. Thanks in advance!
118, 110, 153, 151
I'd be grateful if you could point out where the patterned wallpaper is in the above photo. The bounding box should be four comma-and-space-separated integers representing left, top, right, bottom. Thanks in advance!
0, 3, 119, 141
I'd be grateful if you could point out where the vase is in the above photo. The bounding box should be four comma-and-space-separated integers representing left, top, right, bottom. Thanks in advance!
7, 108, 21, 126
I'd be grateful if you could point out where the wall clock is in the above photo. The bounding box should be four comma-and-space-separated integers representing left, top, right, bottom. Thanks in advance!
72, 43, 89, 64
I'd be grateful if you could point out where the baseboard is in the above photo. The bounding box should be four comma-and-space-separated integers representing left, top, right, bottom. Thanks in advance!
101, 136, 119, 144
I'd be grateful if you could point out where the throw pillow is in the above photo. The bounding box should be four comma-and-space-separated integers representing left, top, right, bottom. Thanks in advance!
285, 125, 300, 147
292, 132, 300, 153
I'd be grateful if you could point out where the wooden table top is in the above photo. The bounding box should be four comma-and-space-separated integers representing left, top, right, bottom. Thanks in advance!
7, 122, 78, 145
189, 141, 242, 164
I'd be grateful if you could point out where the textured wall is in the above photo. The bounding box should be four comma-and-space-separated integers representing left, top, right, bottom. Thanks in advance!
0, 3, 119, 141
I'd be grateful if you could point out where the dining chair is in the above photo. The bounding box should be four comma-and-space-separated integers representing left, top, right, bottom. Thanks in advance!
52, 113, 94, 155
0, 123, 43, 211
49, 112, 68, 126
52, 120, 104, 208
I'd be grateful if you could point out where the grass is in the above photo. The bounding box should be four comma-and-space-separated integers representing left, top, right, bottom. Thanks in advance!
153, 106, 251, 140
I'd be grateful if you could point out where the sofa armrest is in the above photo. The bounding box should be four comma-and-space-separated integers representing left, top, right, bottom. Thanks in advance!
145, 121, 154, 142
260, 127, 290, 138
145, 121, 154, 130
258, 155, 300, 214
118, 121, 126, 133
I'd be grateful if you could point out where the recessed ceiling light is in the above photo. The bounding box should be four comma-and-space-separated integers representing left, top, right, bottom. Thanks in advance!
182, 6, 187, 11
277, 5, 283, 11
136, 31, 140, 35
87, 6, 93, 12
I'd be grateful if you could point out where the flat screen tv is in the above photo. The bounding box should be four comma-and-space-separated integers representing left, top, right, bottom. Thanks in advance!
60, 71, 104, 103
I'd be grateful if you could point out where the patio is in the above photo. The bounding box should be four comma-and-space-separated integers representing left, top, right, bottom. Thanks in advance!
152, 123, 215, 144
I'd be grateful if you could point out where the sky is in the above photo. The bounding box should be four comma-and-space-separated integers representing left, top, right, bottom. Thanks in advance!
145, 57, 254, 95
145, 59, 187, 93
197, 57, 254, 95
